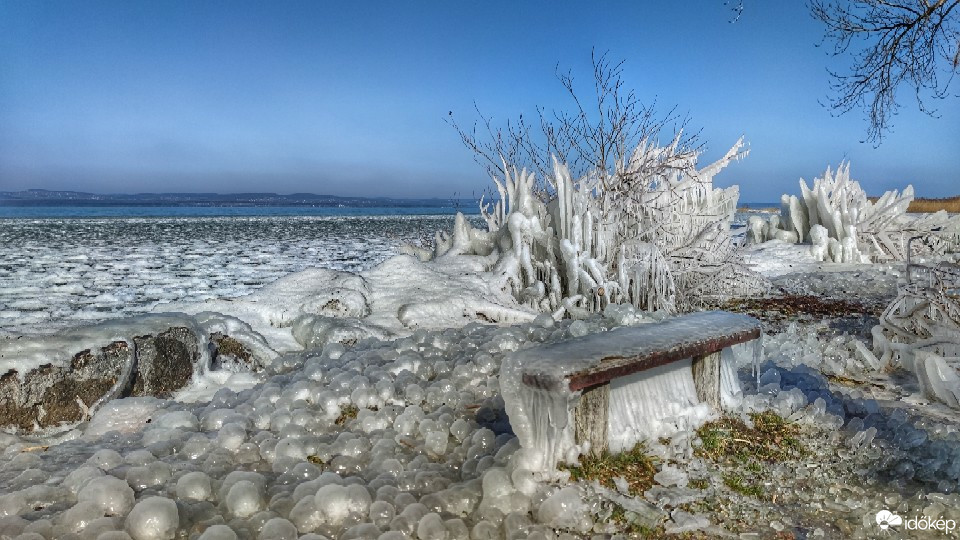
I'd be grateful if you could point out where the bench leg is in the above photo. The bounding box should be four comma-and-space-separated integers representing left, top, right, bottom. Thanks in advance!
692, 351, 722, 410
574, 383, 609, 456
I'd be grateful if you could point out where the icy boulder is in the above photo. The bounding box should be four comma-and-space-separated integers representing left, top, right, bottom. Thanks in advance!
537, 486, 593, 532
296, 271, 372, 318
76, 475, 135, 516
291, 314, 394, 350
0, 313, 276, 432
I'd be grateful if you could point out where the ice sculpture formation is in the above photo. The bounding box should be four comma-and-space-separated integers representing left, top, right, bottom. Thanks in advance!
750, 163, 960, 263
873, 263, 960, 407
418, 138, 766, 315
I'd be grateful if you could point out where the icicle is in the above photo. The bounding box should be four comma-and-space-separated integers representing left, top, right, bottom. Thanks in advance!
752, 336, 763, 387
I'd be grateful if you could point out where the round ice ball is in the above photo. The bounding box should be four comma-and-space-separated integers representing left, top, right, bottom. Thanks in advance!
225, 480, 263, 518
416, 512, 447, 540
197, 524, 239, 540
216, 423, 247, 451
0, 515, 28, 537
537, 486, 591, 532
124, 496, 179, 540
87, 449, 124, 471
175, 471, 213, 501
0, 493, 27, 517
77, 475, 135, 516
62, 466, 105, 495
257, 517, 298, 540
59, 501, 105, 534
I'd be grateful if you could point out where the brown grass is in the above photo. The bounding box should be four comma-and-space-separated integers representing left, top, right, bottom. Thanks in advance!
743, 196, 960, 214
907, 196, 960, 213
868, 195, 960, 213
559, 442, 659, 496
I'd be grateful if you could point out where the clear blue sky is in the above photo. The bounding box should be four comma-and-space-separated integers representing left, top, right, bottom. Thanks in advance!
1, 1, 958, 201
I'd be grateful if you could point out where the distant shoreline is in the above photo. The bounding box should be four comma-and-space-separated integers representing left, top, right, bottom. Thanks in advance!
741, 196, 960, 214
0, 200, 469, 208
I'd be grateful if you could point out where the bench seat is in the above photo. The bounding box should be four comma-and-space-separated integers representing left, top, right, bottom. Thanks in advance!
501, 310, 762, 472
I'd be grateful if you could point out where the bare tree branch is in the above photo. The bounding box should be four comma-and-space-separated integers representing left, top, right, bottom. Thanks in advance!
447, 50, 704, 202
811, 0, 960, 143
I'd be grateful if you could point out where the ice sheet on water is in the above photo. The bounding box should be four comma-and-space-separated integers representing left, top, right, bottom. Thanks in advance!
0, 214, 472, 336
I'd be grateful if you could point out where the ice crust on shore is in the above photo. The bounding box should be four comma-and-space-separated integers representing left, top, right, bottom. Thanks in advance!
0, 300, 917, 540
1, 308, 651, 539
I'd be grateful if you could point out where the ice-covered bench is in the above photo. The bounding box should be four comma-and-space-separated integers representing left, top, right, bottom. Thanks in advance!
501, 311, 762, 472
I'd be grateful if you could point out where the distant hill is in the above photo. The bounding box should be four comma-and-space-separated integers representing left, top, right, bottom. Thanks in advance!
0, 189, 475, 208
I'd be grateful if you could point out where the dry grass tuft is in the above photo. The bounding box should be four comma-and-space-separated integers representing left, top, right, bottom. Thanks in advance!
697, 411, 805, 464
560, 442, 659, 496
695, 411, 806, 499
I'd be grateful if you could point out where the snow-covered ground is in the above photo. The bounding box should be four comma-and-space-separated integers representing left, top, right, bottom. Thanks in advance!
2, 215, 960, 539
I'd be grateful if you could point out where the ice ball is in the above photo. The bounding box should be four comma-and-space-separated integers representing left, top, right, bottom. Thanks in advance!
257, 517, 298, 540
175, 471, 213, 501
77, 475, 135, 516
124, 496, 179, 540
87, 449, 124, 471
226, 480, 264, 518
197, 524, 238, 540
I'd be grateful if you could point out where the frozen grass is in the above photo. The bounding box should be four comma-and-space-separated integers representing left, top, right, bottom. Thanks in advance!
559, 442, 659, 496
695, 411, 805, 500
696, 411, 805, 464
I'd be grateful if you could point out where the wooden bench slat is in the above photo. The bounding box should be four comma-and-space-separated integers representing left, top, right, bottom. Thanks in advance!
517, 311, 761, 392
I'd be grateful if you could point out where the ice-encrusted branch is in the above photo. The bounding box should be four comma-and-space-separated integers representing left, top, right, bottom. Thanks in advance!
749, 162, 960, 263
427, 137, 766, 316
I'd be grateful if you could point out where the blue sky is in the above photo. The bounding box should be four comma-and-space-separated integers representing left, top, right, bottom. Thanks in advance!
1, 1, 958, 201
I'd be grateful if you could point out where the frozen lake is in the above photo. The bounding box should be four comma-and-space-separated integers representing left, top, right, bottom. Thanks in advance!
0, 206, 765, 337
0, 214, 478, 336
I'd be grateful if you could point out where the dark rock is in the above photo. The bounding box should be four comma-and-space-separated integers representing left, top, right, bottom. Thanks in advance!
0, 324, 267, 432
209, 332, 261, 372
131, 327, 199, 399
0, 341, 130, 431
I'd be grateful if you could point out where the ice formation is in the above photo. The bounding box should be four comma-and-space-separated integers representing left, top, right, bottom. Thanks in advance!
749, 163, 960, 263
413, 138, 766, 316
3, 181, 960, 537
872, 262, 960, 407
501, 311, 758, 471
0, 214, 465, 336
